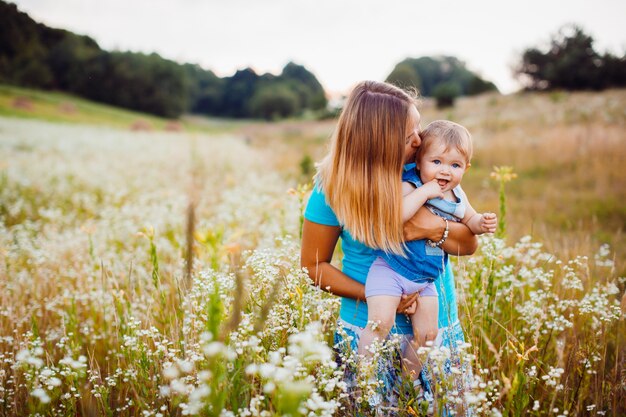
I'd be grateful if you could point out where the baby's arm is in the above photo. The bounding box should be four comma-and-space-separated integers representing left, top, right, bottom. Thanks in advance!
402, 180, 444, 223
461, 201, 497, 235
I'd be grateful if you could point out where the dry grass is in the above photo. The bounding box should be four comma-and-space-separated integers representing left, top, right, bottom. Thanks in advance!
243, 89, 626, 274
0, 89, 624, 416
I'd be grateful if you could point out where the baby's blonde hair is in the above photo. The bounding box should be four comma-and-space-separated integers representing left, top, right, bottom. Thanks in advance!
418, 120, 473, 164
316, 81, 417, 255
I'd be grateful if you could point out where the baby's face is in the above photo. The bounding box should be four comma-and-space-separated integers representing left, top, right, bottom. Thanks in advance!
418, 142, 469, 193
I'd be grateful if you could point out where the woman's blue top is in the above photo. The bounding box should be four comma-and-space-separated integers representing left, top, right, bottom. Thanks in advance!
304, 165, 460, 334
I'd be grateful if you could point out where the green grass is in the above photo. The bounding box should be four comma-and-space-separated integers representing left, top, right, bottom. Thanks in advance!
0, 84, 244, 133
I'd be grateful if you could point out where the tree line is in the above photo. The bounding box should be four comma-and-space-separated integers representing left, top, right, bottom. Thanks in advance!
385, 56, 498, 107
2, 1, 624, 118
384, 24, 626, 107
515, 24, 626, 91
0, 1, 326, 119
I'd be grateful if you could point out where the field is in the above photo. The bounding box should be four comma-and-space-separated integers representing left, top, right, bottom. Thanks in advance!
244, 90, 626, 275
0, 87, 625, 416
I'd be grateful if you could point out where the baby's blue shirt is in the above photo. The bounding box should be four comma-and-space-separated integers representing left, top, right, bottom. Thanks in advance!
304, 167, 460, 334
378, 164, 468, 283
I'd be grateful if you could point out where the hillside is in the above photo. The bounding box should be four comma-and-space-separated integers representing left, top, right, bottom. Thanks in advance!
0, 84, 243, 132
0, 1, 327, 119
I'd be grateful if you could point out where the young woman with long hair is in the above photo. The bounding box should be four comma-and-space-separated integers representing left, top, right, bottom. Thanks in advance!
300, 80, 477, 413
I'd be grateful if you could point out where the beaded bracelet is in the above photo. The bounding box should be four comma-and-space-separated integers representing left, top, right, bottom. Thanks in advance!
426, 218, 449, 248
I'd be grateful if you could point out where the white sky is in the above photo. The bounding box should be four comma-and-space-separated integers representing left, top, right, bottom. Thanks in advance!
11, 0, 626, 96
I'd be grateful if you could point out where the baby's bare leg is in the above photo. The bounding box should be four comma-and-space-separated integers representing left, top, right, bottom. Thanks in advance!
403, 296, 438, 381
358, 295, 401, 358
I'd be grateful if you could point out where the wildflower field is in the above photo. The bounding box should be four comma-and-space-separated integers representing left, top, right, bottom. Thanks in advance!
0, 89, 625, 416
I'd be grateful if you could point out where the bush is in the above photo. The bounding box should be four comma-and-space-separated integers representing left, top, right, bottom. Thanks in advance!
433, 82, 461, 108
386, 56, 497, 97
249, 84, 300, 120
386, 63, 422, 92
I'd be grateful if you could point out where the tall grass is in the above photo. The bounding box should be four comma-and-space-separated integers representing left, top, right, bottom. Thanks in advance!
0, 88, 624, 417
245, 90, 626, 276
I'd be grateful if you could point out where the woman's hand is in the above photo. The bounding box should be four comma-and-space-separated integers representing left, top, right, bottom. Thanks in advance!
397, 292, 419, 315
403, 206, 446, 242
404, 206, 478, 256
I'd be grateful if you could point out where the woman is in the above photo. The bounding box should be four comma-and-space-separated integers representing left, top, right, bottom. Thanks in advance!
300, 81, 477, 412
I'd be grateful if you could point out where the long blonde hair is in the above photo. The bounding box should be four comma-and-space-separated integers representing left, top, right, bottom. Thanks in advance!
316, 80, 416, 255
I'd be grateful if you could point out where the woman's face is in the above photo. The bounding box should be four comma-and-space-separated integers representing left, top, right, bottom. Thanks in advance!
404, 105, 421, 164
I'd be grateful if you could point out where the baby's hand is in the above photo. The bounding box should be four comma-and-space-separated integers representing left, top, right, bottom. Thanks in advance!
480, 212, 498, 234
420, 179, 444, 200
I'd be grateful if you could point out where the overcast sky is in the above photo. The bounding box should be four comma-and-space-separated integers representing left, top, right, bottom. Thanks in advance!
12, 0, 626, 95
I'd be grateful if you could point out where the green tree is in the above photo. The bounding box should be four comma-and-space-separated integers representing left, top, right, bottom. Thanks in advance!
79, 52, 190, 118
0, 1, 330, 120
386, 56, 497, 97
221, 68, 259, 118
0, 1, 42, 83
13, 56, 54, 87
467, 75, 497, 95
280, 62, 327, 110
600, 53, 626, 87
516, 24, 626, 91
385, 63, 422, 91
433, 82, 461, 108
249, 83, 300, 120
183, 63, 224, 115
46, 34, 101, 91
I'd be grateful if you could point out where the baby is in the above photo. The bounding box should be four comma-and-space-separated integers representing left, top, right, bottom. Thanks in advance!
358, 120, 497, 392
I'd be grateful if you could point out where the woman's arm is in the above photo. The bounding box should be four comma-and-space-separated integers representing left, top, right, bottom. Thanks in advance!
403, 206, 478, 256
300, 219, 419, 311
300, 220, 366, 300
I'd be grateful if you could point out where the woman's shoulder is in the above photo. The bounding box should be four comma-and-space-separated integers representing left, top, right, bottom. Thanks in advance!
304, 183, 340, 227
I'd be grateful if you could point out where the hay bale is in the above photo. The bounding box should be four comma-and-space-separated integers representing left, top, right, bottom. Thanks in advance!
58, 102, 77, 114
130, 119, 153, 131
12, 97, 34, 111
164, 121, 183, 132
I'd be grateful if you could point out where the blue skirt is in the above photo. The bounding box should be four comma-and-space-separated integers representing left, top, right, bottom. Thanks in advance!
333, 319, 475, 416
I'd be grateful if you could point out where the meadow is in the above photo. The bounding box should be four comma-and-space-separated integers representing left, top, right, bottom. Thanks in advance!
0, 87, 624, 416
